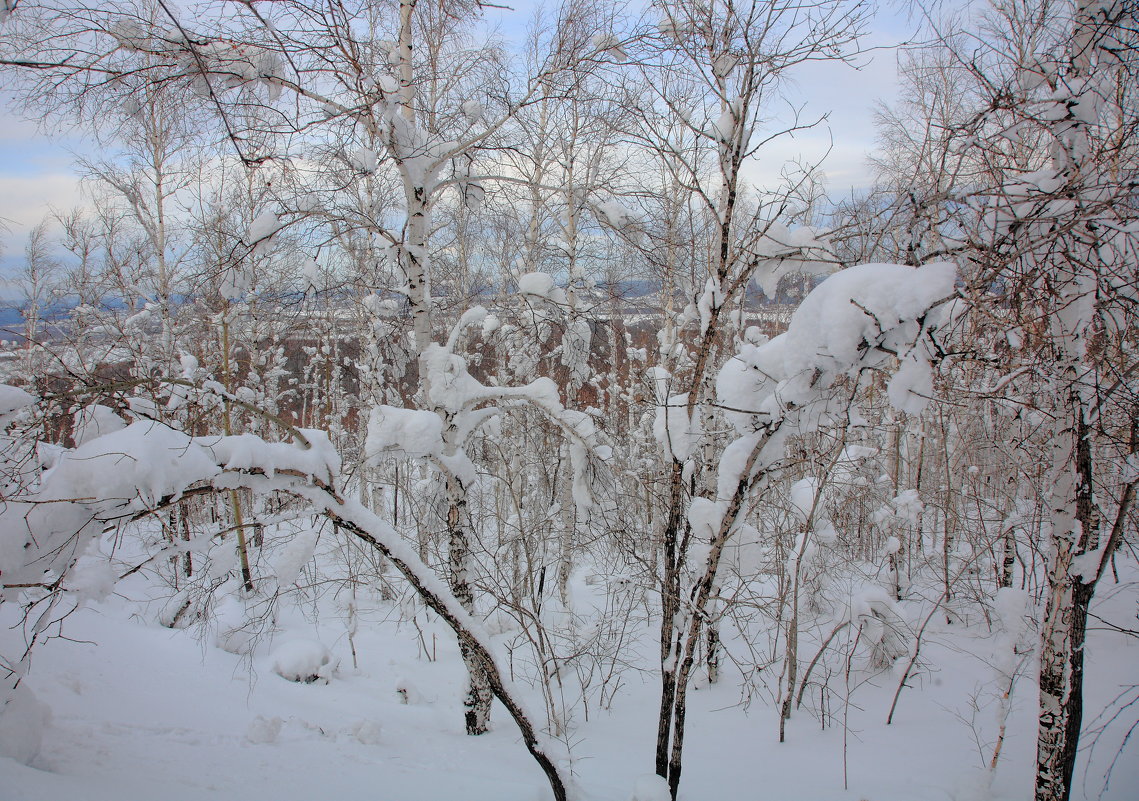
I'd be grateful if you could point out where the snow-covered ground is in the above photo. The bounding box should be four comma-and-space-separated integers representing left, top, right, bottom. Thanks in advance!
3, 566, 1136, 801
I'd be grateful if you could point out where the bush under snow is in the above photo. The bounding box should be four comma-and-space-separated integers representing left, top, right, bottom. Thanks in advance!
268, 639, 336, 684
0, 683, 48, 765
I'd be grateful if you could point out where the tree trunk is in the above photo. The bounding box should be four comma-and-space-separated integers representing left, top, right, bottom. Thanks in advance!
1035, 397, 1097, 801
655, 462, 686, 781
322, 493, 571, 801
999, 523, 1016, 589
447, 484, 492, 735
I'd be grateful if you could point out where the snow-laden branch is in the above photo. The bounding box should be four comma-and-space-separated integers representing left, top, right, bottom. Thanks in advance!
0, 412, 575, 800
365, 302, 611, 502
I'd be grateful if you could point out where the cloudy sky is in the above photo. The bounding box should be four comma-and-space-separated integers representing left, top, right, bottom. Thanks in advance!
0, 106, 92, 270
0, 1, 915, 276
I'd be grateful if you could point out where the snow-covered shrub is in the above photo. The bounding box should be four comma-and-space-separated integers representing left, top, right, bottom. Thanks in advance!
246, 715, 283, 745
268, 638, 336, 684
0, 683, 48, 765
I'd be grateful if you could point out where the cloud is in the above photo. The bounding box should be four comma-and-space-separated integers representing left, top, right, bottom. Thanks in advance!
740, 133, 876, 198
0, 113, 44, 143
0, 172, 86, 250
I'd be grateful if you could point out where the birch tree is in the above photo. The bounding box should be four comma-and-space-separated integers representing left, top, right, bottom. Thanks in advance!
604, 2, 944, 796
984, 4, 1138, 797
874, 1, 1137, 796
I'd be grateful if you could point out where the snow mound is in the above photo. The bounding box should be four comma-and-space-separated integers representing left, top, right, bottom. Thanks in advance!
0, 384, 36, 422
71, 404, 125, 446
394, 676, 421, 705
214, 596, 257, 655
246, 715, 283, 744
62, 555, 119, 602
269, 639, 335, 684
630, 774, 670, 801
272, 527, 320, 587
347, 719, 382, 745
158, 590, 198, 629
0, 683, 48, 764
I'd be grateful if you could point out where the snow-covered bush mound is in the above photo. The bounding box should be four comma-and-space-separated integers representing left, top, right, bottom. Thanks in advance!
214, 596, 257, 655
0, 384, 35, 425
347, 719, 382, 745
0, 683, 48, 765
268, 639, 336, 684
246, 715, 283, 745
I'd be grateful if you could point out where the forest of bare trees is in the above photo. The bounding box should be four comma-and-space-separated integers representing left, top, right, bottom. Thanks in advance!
0, 2, 1136, 800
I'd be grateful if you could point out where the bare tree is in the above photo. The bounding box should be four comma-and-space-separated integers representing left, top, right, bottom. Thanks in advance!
868, 2, 1138, 798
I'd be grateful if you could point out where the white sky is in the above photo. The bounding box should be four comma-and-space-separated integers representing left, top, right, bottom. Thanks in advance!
0, 1, 915, 273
